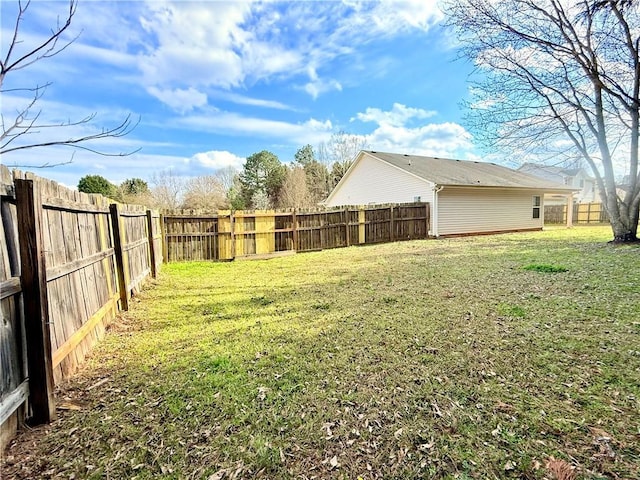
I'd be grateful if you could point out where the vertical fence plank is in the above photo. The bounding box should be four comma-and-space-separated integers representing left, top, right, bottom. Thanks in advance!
146, 210, 157, 278
292, 210, 298, 252
389, 206, 395, 242
344, 207, 350, 247
15, 179, 56, 424
110, 204, 128, 311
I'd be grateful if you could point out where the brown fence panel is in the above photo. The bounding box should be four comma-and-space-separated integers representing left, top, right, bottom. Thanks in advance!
162, 212, 220, 262
118, 205, 152, 297
364, 207, 391, 244
39, 180, 118, 382
296, 211, 324, 252
394, 203, 430, 240
274, 212, 294, 252
1, 165, 160, 449
160, 203, 431, 262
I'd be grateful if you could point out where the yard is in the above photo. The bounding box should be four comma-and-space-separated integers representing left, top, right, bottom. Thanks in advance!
2, 226, 639, 479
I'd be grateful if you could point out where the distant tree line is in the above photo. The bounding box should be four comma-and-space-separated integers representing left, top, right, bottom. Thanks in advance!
77, 131, 367, 210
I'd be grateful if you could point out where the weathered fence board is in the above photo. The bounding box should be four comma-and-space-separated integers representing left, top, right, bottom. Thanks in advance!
0, 168, 27, 450
162, 203, 430, 262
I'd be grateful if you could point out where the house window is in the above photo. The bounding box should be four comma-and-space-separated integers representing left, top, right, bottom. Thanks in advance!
532, 195, 541, 219
579, 179, 584, 188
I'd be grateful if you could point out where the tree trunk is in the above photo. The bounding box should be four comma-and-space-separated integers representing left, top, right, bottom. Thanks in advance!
607, 201, 639, 243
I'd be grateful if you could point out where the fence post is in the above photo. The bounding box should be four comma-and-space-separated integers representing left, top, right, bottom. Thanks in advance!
110, 204, 129, 311
230, 212, 236, 260
160, 213, 169, 263
15, 179, 56, 424
146, 210, 157, 278
292, 210, 298, 251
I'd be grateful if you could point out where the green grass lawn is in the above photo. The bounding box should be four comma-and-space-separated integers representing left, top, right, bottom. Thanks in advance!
3, 226, 639, 479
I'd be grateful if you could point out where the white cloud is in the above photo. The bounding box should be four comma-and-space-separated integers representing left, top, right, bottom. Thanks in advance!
211, 91, 295, 111
303, 78, 343, 100
176, 111, 334, 146
190, 151, 245, 170
128, 0, 444, 107
342, 0, 444, 34
137, 1, 252, 91
352, 103, 474, 159
4, 0, 446, 112
366, 122, 474, 158
147, 87, 208, 113
355, 103, 437, 127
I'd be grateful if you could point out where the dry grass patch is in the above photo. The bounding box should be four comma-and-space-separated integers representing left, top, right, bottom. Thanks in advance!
2, 226, 639, 479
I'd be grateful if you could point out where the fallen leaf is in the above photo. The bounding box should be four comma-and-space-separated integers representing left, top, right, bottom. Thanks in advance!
504, 460, 516, 471
329, 455, 339, 469
208, 467, 228, 480
545, 457, 576, 480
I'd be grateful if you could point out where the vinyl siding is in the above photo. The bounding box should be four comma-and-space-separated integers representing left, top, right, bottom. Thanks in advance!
437, 187, 544, 236
325, 153, 435, 207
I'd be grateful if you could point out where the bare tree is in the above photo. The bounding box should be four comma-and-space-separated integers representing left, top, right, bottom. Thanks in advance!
149, 170, 185, 210
1, 0, 138, 166
317, 131, 368, 188
182, 175, 229, 210
445, 0, 639, 242
215, 166, 239, 193
278, 166, 313, 208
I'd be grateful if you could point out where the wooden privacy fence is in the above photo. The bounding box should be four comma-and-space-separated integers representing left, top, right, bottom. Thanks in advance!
0, 166, 161, 450
545, 202, 609, 224
162, 203, 431, 262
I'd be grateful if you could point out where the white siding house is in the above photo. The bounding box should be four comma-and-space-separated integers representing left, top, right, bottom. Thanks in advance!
325, 151, 576, 237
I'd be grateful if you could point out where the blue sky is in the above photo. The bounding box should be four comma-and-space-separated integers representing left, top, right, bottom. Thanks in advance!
1, 0, 481, 188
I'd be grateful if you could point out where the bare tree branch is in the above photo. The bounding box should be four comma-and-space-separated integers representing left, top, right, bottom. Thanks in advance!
0, 0, 80, 82
0, 114, 141, 156
0, 0, 139, 165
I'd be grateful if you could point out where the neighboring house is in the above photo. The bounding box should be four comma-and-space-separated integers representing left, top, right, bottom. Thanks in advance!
324, 151, 576, 237
518, 163, 598, 204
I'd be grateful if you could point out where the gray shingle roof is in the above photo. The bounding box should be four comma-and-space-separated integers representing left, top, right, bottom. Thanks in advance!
367, 151, 576, 191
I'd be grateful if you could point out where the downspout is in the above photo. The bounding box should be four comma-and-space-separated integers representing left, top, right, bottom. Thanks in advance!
432, 185, 444, 237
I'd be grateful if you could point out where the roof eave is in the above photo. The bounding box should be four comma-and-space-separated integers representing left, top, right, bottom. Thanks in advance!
435, 183, 579, 193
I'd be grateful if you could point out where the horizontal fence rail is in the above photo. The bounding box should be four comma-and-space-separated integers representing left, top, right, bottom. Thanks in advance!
545, 202, 609, 224
161, 203, 431, 262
